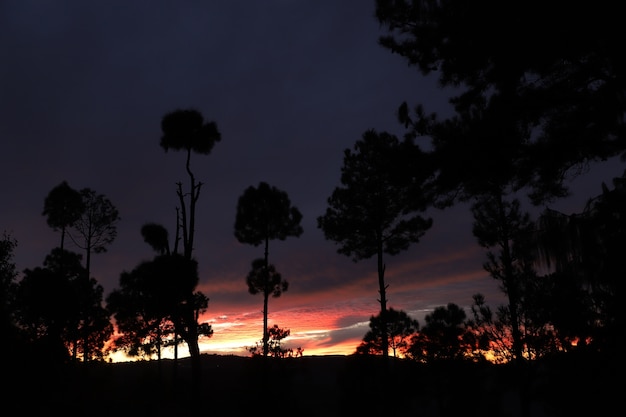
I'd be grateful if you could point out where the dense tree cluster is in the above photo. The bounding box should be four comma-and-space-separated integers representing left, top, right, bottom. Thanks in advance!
3, 183, 118, 364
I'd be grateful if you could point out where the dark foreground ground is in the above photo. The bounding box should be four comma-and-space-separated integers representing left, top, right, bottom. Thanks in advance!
4, 352, 619, 417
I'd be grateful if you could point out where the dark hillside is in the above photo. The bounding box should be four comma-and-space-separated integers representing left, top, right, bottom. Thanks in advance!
4, 352, 618, 417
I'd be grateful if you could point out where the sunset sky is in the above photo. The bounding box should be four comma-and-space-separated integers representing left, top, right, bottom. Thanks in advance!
2, 1, 621, 361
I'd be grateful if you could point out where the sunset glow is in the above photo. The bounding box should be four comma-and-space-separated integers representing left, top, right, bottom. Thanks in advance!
107, 259, 508, 363
108, 297, 376, 361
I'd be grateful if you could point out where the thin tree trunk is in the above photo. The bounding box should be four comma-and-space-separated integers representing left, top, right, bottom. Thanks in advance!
263, 235, 270, 357
377, 233, 389, 359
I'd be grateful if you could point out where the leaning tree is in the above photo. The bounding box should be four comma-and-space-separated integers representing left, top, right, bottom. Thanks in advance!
318, 129, 432, 358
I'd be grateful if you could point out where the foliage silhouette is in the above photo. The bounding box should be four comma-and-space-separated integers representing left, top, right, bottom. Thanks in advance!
375, 0, 624, 365
472, 192, 535, 365
0, 232, 18, 323
375, 8, 623, 411
466, 293, 515, 364
235, 181, 302, 357
140, 222, 171, 255
0, 232, 24, 360
532, 172, 626, 355
14, 248, 112, 362
472, 192, 537, 415
2, 5, 623, 416
158, 108, 221, 392
107, 252, 212, 362
64, 187, 119, 361
318, 129, 432, 358
409, 302, 472, 362
108, 261, 174, 360
42, 181, 84, 252
245, 258, 289, 357
376, 0, 626, 206
68, 188, 120, 270
246, 258, 288, 299
160, 108, 221, 260
355, 307, 418, 358
247, 324, 300, 358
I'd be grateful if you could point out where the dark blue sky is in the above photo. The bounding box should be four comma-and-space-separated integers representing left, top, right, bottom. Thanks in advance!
1, 1, 621, 356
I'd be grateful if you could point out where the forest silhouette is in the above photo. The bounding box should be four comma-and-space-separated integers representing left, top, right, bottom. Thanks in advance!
2, 1, 624, 416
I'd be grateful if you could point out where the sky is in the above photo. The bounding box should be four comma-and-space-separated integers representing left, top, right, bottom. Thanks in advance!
1, 1, 622, 360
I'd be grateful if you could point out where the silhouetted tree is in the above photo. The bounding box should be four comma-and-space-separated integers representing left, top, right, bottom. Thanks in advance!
533, 173, 626, 354
536, 272, 594, 353
472, 192, 538, 417
43, 181, 84, 252
107, 262, 175, 360
141, 222, 171, 255
81, 296, 114, 362
318, 129, 432, 358
247, 325, 297, 358
245, 257, 288, 356
376, 0, 626, 206
68, 188, 120, 278
159, 108, 221, 391
160, 108, 221, 260
465, 293, 514, 364
0, 232, 21, 359
46, 248, 112, 362
372, 7, 621, 411
408, 303, 471, 362
107, 225, 213, 363
266, 325, 293, 358
142, 222, 213, 361
472, 192, 536, 364
14, 254, 73, 364
65, 187, 119, 361
0, 232, 17, 321
235, 181, 302, 357
14, 248, 112, 362
355, 307, 419, 358
42, 182, 86, 354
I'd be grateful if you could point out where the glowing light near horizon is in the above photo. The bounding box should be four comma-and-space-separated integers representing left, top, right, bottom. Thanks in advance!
105, 262, 503, 363
108, 319, 366, 362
